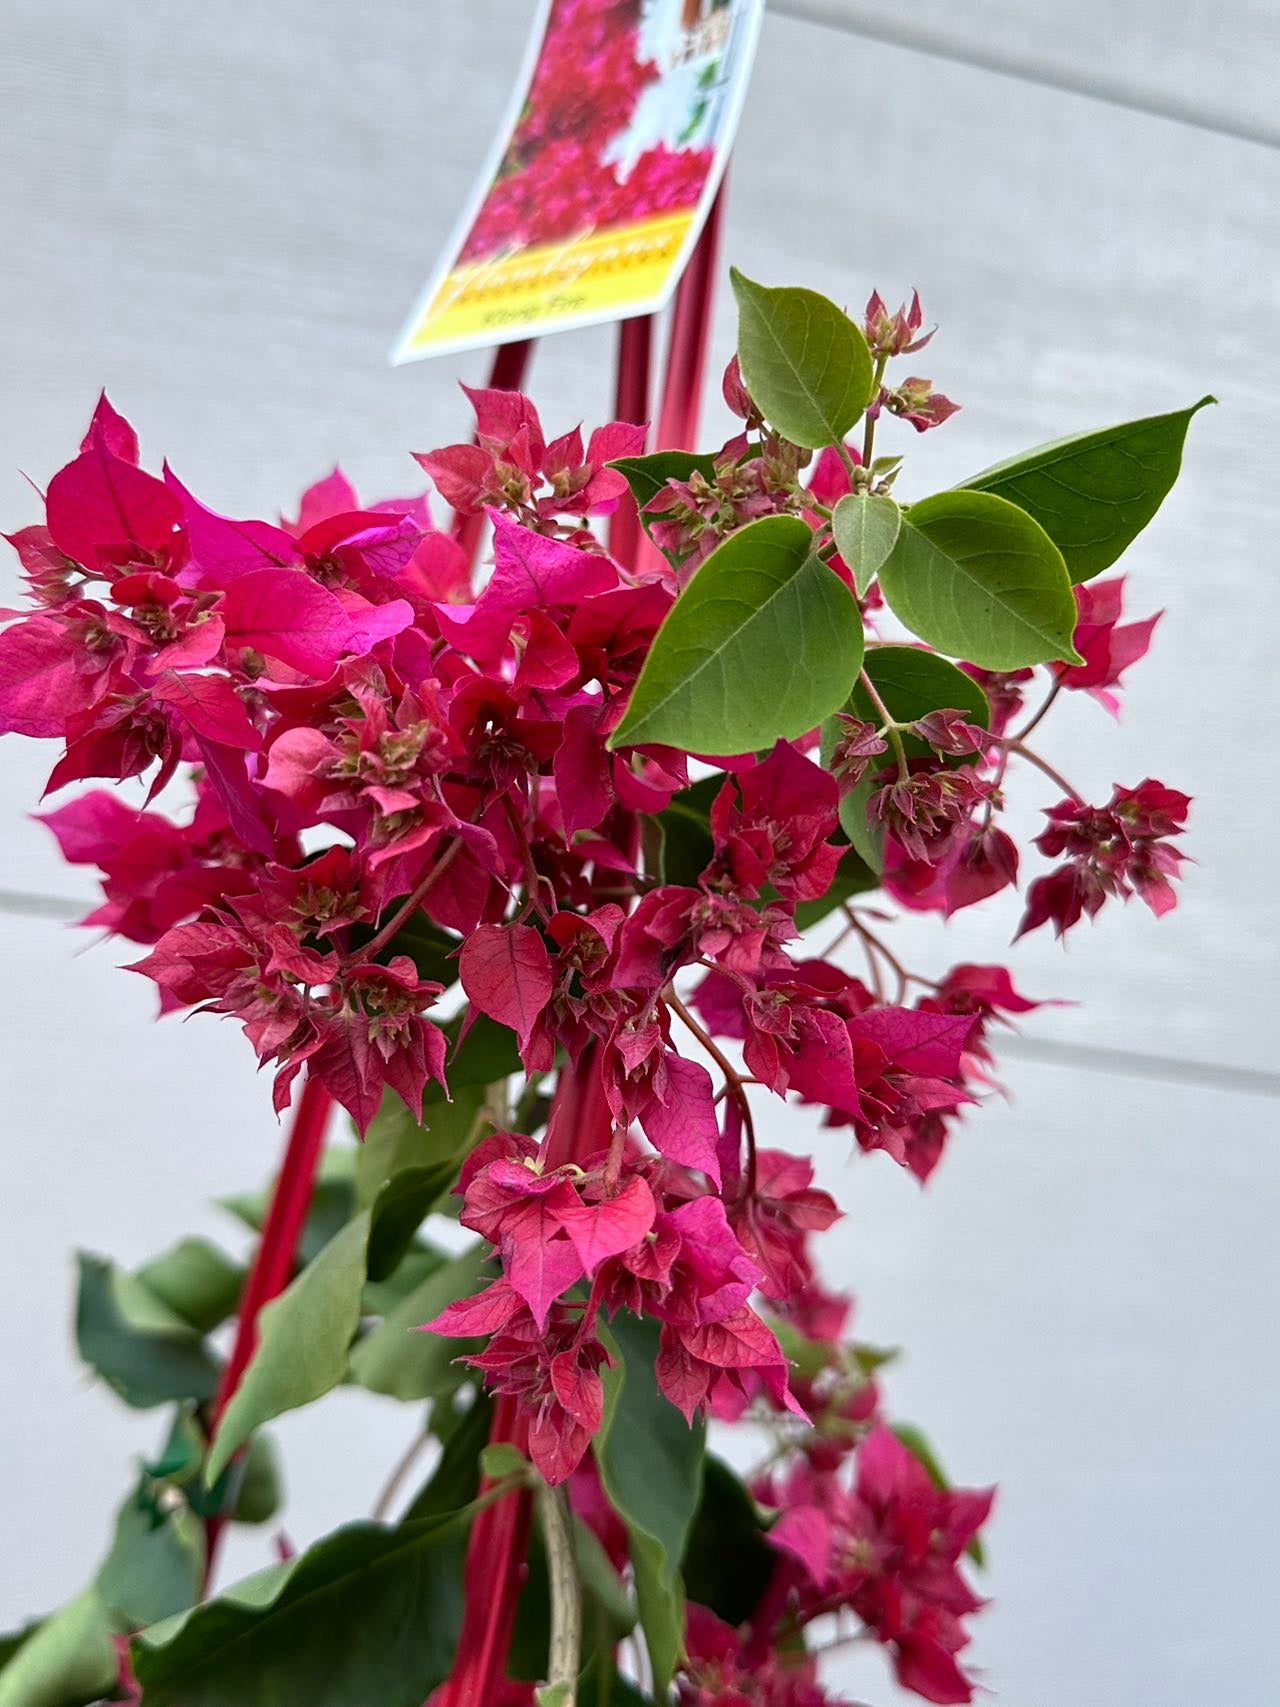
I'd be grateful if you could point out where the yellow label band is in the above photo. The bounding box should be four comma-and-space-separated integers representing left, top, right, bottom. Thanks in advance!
404, 213, 696, 354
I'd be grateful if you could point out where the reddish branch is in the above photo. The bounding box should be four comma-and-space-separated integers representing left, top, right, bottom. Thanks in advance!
438, 1045, 614, 1707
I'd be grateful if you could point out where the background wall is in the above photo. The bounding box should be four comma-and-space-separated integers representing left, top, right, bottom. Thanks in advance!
2, 4, 1278, 1703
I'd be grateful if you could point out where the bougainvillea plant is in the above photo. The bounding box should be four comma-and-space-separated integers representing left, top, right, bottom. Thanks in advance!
460, 0, 713, 263
0, 269, 1206, 1707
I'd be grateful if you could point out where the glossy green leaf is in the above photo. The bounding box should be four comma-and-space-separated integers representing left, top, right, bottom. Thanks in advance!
611, 516, 862, 754
96, 1482, 204, 1629
206, 1212, 371, 1484
75, 1253, 221, 1410
350, 1241, 491, 1403
961, 397, 1213, 580
595, 1314, 704, 1694
0, 1591, 117, 1707
878, 490, 1082, 670
135, 1237, 243, 1335
681, 1456, 775, 1627
832, 492, 900, 595
730, 271, 874, 449
820, 646, 991, 871
131, 1516, 468, 1707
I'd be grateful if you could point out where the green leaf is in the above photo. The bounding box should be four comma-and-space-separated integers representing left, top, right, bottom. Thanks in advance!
961, 397, 1213, 581
831, 492, 900, 596
350, 1241, 492, 1403
362, 1244, 447, 1317
135, 1237, 243, 1334
611, 516, 863, 755
402, 1392, 493, 1523
131, 1516, 468, 1707
446, 1011, 523, 1089
820, 646, 991, 871
878, 490, 1082, 670
574, 1518, 638, 1642
652, 776, 720, 887
96, 1481, 204, 1629
232, 1431, 284, 1525
206, 1212, 371, 1485
479, 1442, 531, 1481
0, 1625, 40, 1674
75, 1253, 221, 1410
0, 1591, 117, 1707
681, 1456, 775, 1627
366, 1156, 467, 1284
595, 1314, 705, 1694
730, 271, 874, 449
219, 1145, 359, 1268
609, 451, 718, 567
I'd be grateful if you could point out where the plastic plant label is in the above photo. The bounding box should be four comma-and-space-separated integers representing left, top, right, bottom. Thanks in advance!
391, 0, 764, 363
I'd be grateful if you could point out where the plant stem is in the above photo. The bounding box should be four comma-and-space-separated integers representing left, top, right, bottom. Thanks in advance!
861, 356, 888, 467
441, 1050, 614, 1706
351, 835, 464, 965
844, 906, 935, 1002
857, 669, 910, 779
1012, 677, 1062, 744
371, 1423, 431, 1523
435, 1394, 534, 1707
537, 1481, 582, 1704
1007, 740, 1084, 803
664, 989, 757, 1194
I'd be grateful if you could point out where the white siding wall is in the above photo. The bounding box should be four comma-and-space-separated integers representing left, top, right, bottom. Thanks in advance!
2, 4, 1277, 1702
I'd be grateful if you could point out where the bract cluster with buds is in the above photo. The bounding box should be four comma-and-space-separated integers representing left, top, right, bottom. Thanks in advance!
0, 272, 1207, 1707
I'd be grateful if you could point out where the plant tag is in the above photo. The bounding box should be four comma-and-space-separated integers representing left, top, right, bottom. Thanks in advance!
392, 0, 763, 362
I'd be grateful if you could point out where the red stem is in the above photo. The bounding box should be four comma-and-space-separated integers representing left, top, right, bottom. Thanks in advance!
653, 181, 725, 456
202, 1071, 332, 1583
435, 1396, 534, 1707
607, 315, 654, 570
438, 1046, 612, 1706
453, 338, 536, 573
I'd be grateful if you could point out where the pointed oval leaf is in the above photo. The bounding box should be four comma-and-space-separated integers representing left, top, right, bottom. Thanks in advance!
820, 646, 991, 871
97, 1484, 205, 1628
962, 397, 1213, 580
610, 515, 862, 755
0, 1590, 117, 1707
831, 492, 900, 595
878, 491, 1082, 670
206, 1212, 371, 1485
731, 271, 874, 449
131, 1516, 467, 1707
350, 1242, 492, 1403
75, 1253, 221, 1410
135, 1237, 243, 1335
594, 1313, 705, 1694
